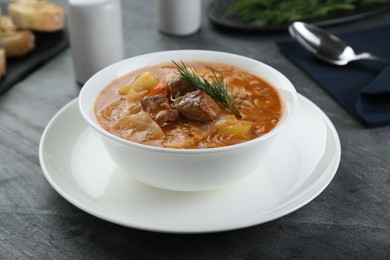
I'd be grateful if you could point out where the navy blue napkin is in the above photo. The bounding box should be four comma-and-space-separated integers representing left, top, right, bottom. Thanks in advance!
277, 24, 390, 127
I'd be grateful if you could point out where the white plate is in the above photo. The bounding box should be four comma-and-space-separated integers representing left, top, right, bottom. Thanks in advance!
39, 95, 341, 233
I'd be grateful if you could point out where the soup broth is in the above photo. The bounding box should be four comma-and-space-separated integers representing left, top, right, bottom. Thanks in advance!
95, 62, 284, 149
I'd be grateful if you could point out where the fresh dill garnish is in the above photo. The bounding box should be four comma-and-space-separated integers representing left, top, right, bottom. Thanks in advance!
227, 0, 390, 27
172, 60, 239, 117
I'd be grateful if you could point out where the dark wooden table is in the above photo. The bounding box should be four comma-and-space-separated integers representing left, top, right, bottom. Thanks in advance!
1, 0, 389, 258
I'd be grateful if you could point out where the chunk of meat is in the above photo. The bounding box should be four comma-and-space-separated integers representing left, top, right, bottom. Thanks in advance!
141, 93, 179, 126
172, 90, 220, 122
167, 74, 197, 99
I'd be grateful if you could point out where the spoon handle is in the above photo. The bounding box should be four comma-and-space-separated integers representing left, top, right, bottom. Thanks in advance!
355, 52, 390, 64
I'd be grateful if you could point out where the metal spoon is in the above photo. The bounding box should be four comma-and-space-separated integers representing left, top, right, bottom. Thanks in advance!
288, 21, 390, 66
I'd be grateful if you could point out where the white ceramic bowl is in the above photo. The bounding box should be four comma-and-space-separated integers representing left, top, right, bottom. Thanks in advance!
79, 50, 298, 191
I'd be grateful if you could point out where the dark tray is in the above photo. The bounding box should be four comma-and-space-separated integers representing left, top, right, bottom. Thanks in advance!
208, 0, 390, 32
0, 2, 69, 95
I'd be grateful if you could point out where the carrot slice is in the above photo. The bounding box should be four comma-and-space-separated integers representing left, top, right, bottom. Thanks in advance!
149, 80, 167, 96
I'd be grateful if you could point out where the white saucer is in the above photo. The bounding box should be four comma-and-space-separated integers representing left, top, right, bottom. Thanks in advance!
39, 95, 341, 233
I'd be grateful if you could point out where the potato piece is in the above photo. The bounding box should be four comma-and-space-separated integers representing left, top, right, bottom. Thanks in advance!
216, 121, 253, 139
130, 71, 158, 91
125, 71, 158, 101
114, 111, 164, 140
126, 88, 148, 102
118, 85, 130, 95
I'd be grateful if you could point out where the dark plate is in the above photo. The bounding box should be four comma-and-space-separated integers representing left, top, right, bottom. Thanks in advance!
208, 0, 390, 32
0, 2, 68, 95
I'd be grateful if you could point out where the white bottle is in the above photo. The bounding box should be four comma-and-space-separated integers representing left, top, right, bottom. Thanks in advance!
67, 0, 124, 85
158, 0, 202, 36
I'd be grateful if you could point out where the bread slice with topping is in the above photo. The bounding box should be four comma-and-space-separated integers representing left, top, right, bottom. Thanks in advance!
0, 15, 35, 57
0, 48, 6, 78
8, 0, 64, 32
0, 15, 18, 32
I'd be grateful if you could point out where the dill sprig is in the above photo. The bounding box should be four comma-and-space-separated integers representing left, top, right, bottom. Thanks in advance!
172, 60, 239, 117
226, 0, 390, 26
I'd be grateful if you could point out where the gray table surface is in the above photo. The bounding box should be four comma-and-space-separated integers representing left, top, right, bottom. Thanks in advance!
1, 0, 389, 259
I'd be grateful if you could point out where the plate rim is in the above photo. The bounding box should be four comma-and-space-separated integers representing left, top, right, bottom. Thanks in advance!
39, 94, 341, 233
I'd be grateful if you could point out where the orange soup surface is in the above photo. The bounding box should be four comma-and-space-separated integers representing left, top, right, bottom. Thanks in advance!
95, 62, 284, 149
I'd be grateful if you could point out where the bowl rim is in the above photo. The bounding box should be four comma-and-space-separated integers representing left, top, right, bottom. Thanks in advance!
79, 49, 299, 154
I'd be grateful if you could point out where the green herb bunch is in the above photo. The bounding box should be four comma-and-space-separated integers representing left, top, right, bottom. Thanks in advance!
172, 60, 239, 116
227, 0, 390, 26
